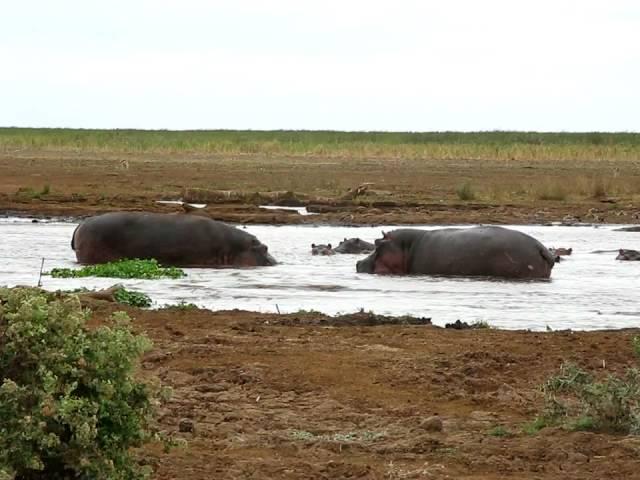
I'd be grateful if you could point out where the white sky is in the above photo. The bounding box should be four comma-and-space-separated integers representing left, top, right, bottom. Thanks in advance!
1, 0, 639, 131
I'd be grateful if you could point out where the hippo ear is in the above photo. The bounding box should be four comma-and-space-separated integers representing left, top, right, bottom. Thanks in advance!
312, 243, 316, 248
344, 238, 347, 242
328, 243, 332, 249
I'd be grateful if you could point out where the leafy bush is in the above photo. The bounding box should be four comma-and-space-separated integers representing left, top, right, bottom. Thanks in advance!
113, 288, 152, 308
0, 286, 163, 479
539, 361, 640, 434
49, 259, 185, 280
173, 301, 198, 310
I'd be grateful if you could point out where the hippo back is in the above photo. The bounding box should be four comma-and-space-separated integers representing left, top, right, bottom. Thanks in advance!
72, 212, 275, 267
410, 226, 554, 278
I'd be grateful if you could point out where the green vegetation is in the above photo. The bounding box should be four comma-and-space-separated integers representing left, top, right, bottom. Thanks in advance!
15, 184, 51, 200
113, 288, 152, 308
487, 425, 513, 437
522, 417, 549, 435
160, 300, 198, 311
67, 286, 152, 308
49, 259, 185, 280
537, 360, 640, 434
0, 286, 166, 479
471, 320, 492, 329
455, 181, 476, 201
2, 127, 640, 161
173, 300, 198, 310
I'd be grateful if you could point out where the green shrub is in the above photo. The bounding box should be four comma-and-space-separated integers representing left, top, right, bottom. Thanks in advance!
15, 185, 50, 200
173, 300, 198, 310
539, 361, 640, 434
522, 417, 548, 435
0, 287, 163, 479
487, 425, 512, 437
49, 259, 185, 280
471, 320, 492, 329
455, 182, 475, 201
113, 288, 152, 308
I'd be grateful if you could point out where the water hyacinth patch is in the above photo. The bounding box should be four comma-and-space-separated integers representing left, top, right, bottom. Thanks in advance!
49, 258, 186, 280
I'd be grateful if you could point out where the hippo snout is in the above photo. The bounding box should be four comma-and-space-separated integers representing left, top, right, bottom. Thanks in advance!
356, 256, 373, 273
263, 252, 277, 266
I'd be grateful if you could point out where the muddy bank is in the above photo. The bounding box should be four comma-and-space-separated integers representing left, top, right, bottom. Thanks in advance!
82, 301, 640, 480
2, 194, 639, 227
1, 149, 638, 226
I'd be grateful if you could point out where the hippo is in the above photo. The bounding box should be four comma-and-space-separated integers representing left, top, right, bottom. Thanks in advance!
616, 249, 640, 261
71, 212, 276, 267
311, 243, 335, 256
334, 237, 375, 254
356, 226, 555, 279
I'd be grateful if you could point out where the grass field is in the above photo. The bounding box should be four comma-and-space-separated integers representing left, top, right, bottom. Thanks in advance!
1, 128, 639, 223
1, 128, 640, 162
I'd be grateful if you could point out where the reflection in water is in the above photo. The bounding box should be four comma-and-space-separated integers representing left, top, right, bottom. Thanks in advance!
1, 218, 639, 331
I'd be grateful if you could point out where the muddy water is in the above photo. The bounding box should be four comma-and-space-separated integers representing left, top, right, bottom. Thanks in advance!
1, 218, 639, 331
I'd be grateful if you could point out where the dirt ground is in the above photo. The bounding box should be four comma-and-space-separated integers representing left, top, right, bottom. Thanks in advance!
84, 302, 640, 480
1, 149, 639, 225
3, 148, 640, 479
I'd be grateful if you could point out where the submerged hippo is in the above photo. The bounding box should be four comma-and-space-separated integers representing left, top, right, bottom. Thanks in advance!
616, 249, 640, 261
334, 237, 375, 254
311, 243, 335, 256
356, 226, 555, 279
71, 212, 276, 267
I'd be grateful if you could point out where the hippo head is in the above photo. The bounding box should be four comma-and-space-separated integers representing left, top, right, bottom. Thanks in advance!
237, 237, 277, 266
356, 232, 408, 274
311, 243, 334, 256
335, 237, 375, 254
616, 248, 640, 261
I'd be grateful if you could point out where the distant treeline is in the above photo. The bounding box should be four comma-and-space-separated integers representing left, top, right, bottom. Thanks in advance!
1, 128, 639, 159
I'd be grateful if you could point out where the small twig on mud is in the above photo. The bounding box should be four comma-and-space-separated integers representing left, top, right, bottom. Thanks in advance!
276, 304, 281, 314
37, 257, 45, 287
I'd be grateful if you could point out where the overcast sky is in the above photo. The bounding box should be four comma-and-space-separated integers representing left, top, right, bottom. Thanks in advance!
1, 0, 639, 131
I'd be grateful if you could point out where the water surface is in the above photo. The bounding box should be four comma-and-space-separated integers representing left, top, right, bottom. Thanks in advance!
1, 218, 638, 331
